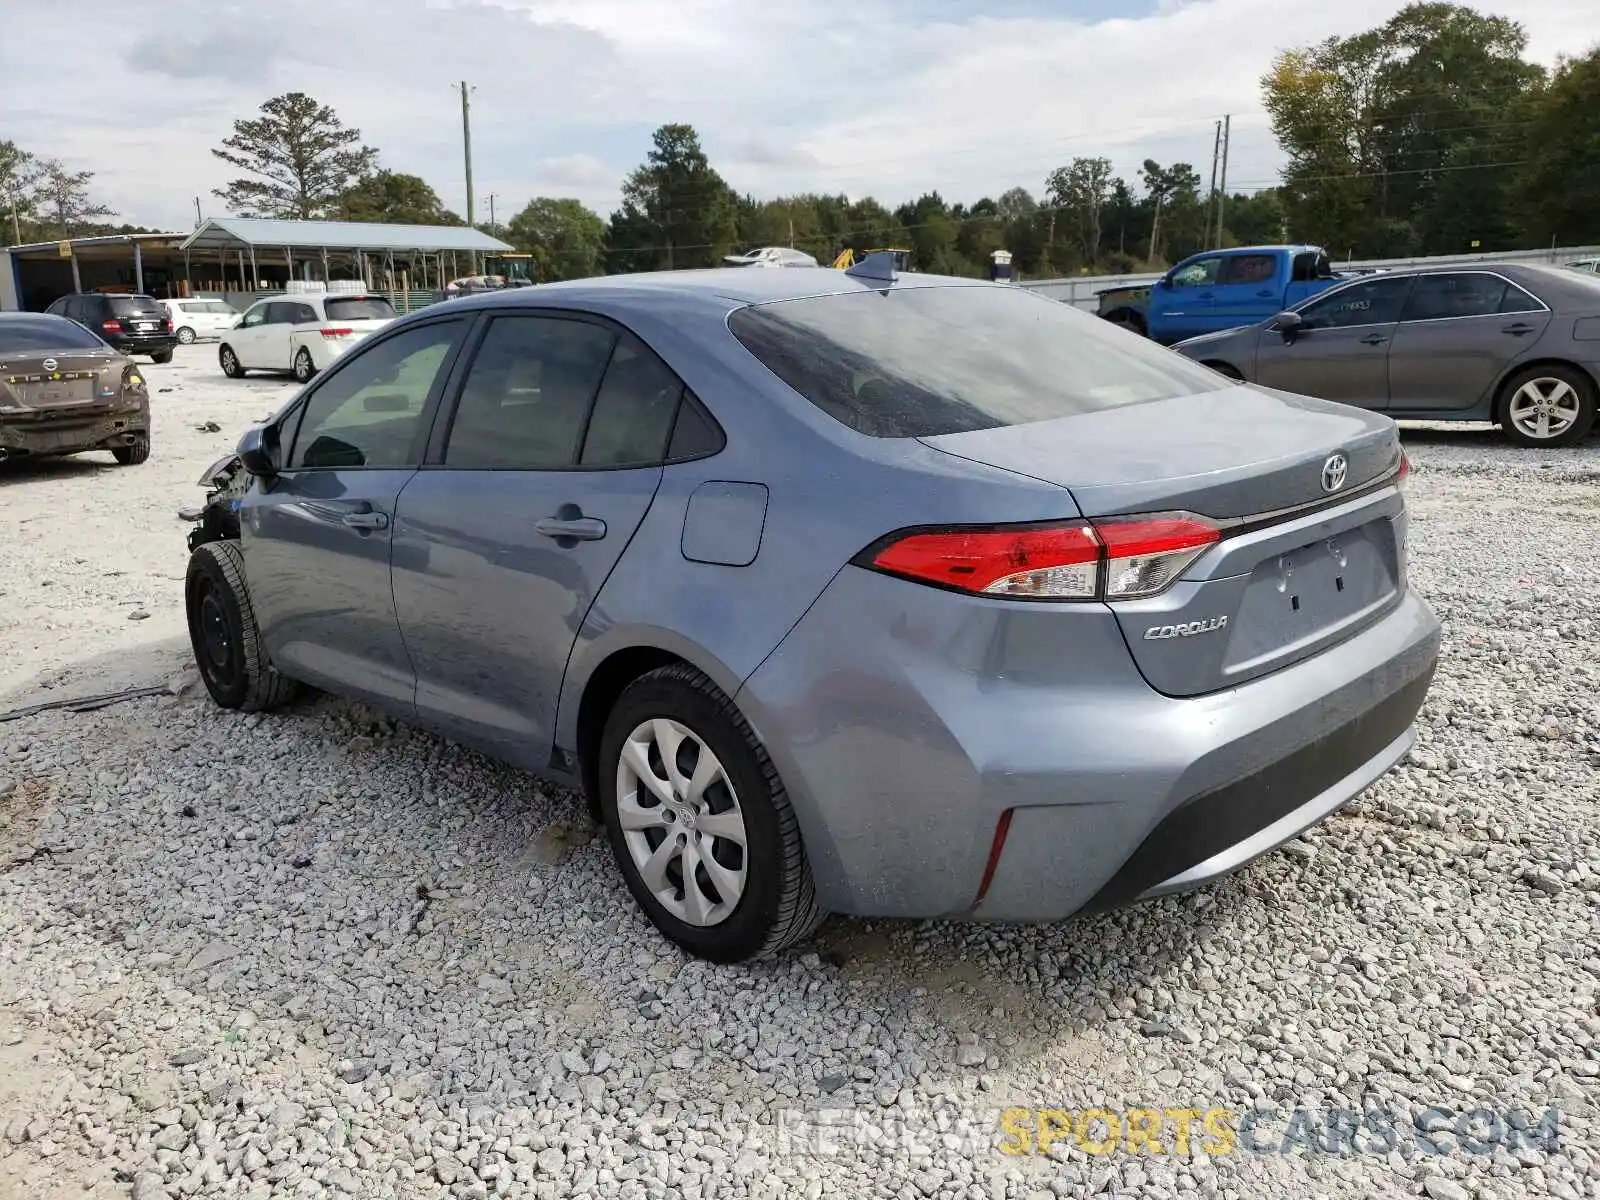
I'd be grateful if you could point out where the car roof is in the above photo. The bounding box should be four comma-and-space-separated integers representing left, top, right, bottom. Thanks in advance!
0, 311, 79, 324
443, 266, 991, 318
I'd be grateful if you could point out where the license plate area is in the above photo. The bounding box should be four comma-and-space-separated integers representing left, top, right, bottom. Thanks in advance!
1227, 523, 1397, 668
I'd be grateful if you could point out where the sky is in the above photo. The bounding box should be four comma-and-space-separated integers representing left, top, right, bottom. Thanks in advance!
5, 0, 1599, 233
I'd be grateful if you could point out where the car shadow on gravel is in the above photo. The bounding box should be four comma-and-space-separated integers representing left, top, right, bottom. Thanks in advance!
0, 455, 118, 485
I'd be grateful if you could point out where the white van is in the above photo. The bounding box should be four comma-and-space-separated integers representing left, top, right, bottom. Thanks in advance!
161, 298, 239, 344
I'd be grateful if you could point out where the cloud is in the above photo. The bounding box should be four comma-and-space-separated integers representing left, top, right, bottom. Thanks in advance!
4, 0, 1596, 232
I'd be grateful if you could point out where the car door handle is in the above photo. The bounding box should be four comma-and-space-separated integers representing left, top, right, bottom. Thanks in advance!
340, 510, 389, 531
1197, 292, 1214, 300
1359, 333, 1389, 345
535, 515, 607, 541
1502, 323, 1536, 336
1256, 289, 1275, 297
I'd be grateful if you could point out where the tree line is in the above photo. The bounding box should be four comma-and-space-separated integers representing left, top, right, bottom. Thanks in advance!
4, 3, 1594, 281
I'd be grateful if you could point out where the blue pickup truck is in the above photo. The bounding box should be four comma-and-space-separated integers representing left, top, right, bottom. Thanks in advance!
1097, 245, 1354, 344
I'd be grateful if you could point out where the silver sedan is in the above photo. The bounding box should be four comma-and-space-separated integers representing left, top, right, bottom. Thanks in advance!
1173, 263, 1600, 446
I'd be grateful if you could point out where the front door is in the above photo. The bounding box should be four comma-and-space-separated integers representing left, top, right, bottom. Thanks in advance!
241, 316, 468, 713
1254, 274, 1415, 409
230, 301, 273, 366
1386, 272, 1552, 412
392, 314, 687, 768
1151, 254, 1223, 343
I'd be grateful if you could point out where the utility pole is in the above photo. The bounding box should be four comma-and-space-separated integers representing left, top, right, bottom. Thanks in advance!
1149, 191, 1164, 265
1205, 120, 1222, 250
488, 193, 497, 237
459, 81, 476, 269
194, 196, 202, 229
1215, 114, 1231, 248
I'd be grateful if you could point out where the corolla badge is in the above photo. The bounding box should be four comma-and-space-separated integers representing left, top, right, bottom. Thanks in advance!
1144, 616, 1228, 640
1321, 453, 1349, 493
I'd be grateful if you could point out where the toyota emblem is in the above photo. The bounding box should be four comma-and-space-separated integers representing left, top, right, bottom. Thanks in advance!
1321, 453, 1349, 493
41, 358, 57, 371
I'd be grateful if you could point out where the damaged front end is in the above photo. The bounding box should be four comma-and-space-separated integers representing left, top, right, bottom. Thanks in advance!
180, 453, 249, 551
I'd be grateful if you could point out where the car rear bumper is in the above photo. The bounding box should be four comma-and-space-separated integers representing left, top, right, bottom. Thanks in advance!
108, 334, 177, 354
737, 567, 1439, 922
0, 408, 148, 457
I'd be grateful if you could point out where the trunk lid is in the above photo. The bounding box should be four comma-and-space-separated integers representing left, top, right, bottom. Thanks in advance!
0, 350, 124, 413
920, 385, 1408, 696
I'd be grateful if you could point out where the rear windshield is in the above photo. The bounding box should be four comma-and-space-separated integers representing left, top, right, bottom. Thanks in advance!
325, 297, 397, 321
110, 295, 165, 315
727, 285, 1224, 438
0, 317, 108, 353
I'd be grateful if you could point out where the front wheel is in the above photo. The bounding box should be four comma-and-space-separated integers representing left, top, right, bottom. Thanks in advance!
219, 345, 245, 378
293, 347, 317, 383
598, 664, 824, 962
1500, 365, 1597, 447
176, 326, 196, 345
185, 540, 298, 712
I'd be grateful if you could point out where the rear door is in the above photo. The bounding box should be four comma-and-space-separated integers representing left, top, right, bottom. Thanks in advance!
1386, 272, 1551, 412
241, 316, 469, 712
1208, 252, 1285, 331
1254, 274, 1414, 408
392, 313, 683, 766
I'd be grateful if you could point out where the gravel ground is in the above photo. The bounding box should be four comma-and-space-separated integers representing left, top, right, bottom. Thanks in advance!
1, 343, 1597, 1200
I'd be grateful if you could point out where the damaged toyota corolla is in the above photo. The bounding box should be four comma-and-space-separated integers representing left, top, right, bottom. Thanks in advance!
178, 267, 1441, 962
0, 312, 151, 466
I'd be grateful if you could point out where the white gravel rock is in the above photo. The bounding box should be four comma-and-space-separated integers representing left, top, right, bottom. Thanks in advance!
1, 362, 1597, 1198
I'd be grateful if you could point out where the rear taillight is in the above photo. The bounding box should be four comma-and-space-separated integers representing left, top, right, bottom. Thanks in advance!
319, 327, 354, 339
161, 317, 172, 332
1396, 449, 1410, 489
1094, 515, 1220, 599
863, 513, 1220, 602
102, 319, 123, 334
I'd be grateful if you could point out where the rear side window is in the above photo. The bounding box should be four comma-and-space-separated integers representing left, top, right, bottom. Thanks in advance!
1401, 274, 1512, 322
0, 317, 107, 353
579, 338, 684, 467
444, 316, 615, 469
1219, 254, 1276, 285
727, 285, 1224, 438
326, 297, 397, 321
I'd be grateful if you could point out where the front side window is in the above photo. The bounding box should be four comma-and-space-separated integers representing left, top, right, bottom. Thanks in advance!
728, 284, 1225, 439
444, 315, 615, 469
239, 304, 269, 328
1298, 276, 1412, 329
288, 320, 462, 469
1219, 254, 1276, 285
1170, 258, 1221, 288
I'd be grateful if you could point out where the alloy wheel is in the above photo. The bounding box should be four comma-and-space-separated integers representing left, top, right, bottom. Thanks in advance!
615, 717, 748, 927
1507, 377, 1581, 441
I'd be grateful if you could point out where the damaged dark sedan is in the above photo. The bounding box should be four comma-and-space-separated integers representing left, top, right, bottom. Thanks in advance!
0, 313, 151, 466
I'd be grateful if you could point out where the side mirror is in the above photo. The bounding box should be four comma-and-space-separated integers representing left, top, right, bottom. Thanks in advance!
1272, 310, 1304, 340
1157, 276, 1172, 291
237, 424, 279, 477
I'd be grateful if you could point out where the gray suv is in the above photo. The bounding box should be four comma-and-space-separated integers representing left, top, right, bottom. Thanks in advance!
182, 268, 1440, 961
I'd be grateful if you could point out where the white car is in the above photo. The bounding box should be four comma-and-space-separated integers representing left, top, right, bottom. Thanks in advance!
160, 298, 239, 344
218, 293, 397, 383
1565, 258, 1600, 274
722, 246, 820, 268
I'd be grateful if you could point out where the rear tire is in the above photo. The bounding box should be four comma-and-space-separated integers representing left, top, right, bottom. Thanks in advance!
219, 345, 245, 378
184, 540, 298, 712
1499, 365, 1597, 447
293, 348, 317, 384
176, 327, 196, 345
598, 664, 824, 962
151, 348, 174, 365
111, 433, 150, 466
